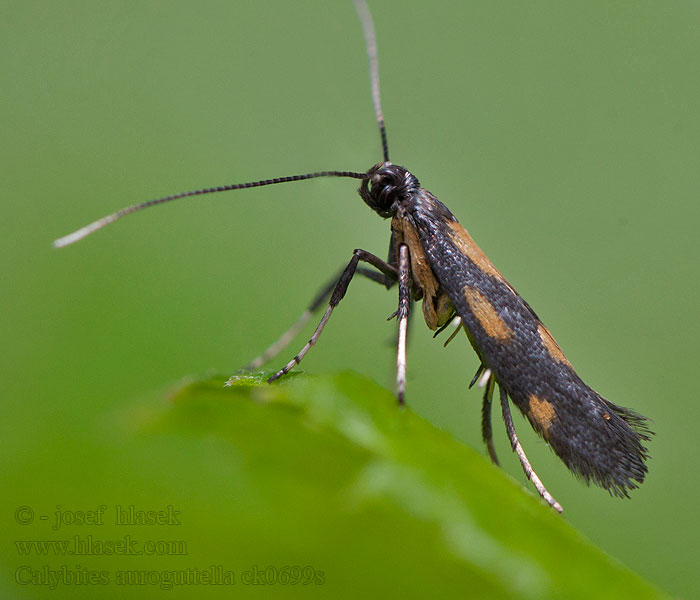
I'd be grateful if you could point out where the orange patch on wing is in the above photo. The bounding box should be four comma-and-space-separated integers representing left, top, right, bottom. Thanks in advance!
528, 394, 557, 438
447, 220, 509, 285
537, 323, 572, 367
463, 286, 512, 341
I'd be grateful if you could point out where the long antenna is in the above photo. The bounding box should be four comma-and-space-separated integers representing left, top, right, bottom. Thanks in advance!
53, 171, 366, 248
352, 0, 389, 162
54, 2, 388, 249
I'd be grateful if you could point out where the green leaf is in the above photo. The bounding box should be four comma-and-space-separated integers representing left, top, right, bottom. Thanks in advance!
122, 371, 667, 600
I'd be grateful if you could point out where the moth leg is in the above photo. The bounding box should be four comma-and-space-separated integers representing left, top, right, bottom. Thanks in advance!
440, 317, 463, 347
499, 384, 563, 513
358, 266, 397, 289
469, 364, 484, 389
395, 244, 411, 405
481, 374, 499, 465
243, 266, 396, 371
267, 249, 398, 383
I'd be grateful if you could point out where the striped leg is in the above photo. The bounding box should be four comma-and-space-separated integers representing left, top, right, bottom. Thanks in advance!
267, 249, 398, 383
480, 373, 499, 465
243, 266, 396, 371
395, 244, 411, 405
500, 385, 563, 512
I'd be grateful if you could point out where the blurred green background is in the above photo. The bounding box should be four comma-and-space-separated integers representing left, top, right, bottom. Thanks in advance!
2, 0, 699, 597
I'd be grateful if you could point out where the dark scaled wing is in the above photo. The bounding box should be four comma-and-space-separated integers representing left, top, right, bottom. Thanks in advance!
406, 189, 651, 496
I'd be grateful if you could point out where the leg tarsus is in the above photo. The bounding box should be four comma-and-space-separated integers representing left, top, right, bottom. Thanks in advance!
395, 244, 410, 405
499, 384, 563, 513
481, 375, 499, 465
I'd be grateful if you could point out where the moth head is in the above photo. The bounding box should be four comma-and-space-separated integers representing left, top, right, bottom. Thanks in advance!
359, 162, 420, 218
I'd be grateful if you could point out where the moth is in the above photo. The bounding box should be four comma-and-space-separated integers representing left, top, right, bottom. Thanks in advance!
54, 0, 651, 512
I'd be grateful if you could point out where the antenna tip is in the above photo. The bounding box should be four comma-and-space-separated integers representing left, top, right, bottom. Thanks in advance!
53, 229, 87, 248
52, 234, 76, 249
52, 215, 117, 248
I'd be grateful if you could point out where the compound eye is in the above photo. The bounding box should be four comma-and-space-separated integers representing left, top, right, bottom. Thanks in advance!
370, 172, 388, 190
359, 163, 412, 218
372, 176, 394, 203
371, 168, 399, 194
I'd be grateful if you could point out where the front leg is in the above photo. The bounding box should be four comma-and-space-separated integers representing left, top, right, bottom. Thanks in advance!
267, 249, 399, 383
242, 265, 396, 371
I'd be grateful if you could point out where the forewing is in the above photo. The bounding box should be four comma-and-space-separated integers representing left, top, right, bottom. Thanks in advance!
406, 189, 651, 495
